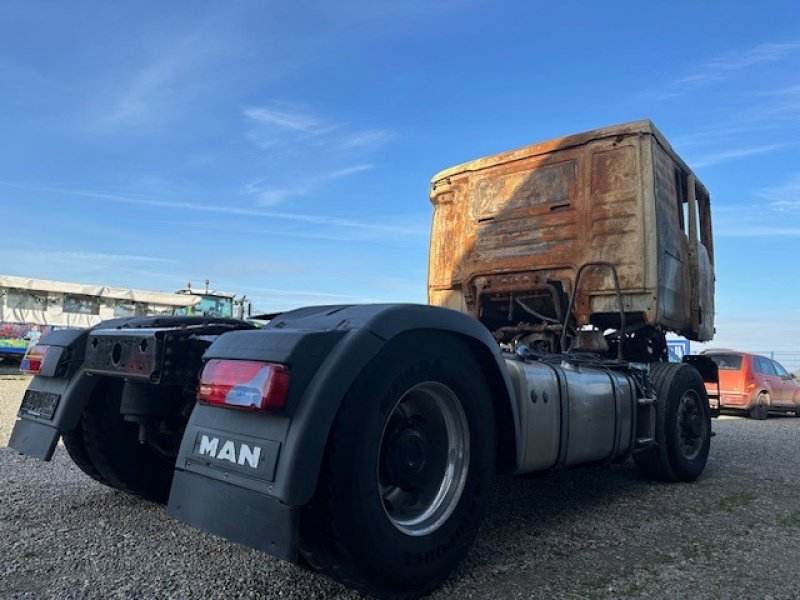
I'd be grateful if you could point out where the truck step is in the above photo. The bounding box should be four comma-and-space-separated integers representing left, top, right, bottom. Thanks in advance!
637, 397, 655, 406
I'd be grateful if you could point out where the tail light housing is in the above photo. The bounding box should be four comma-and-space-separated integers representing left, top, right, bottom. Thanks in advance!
20, 345, 51, 375
198, 359, 290, 412
743, 359, 756, 392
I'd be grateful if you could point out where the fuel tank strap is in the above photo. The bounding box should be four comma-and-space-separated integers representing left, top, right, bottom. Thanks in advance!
541, 362, 570, 469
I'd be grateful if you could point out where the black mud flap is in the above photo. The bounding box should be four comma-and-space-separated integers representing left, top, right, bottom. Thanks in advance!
683, 354, 721, 418
8, 419, 60, 460
167, 470, 299, 562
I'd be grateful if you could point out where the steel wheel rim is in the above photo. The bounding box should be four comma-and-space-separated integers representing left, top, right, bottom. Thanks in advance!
676, 389, 706, 460
377, 381, 470, 537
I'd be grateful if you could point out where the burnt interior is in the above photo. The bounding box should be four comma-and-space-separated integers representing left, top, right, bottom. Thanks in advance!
471, 271, 664, 362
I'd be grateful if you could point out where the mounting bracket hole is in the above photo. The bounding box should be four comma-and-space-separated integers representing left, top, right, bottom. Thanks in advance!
111, 342, 122, 366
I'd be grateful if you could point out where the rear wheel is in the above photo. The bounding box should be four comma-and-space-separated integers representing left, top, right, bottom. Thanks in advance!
749, 392, 769, 420
78, 379, 175, 503
62, 423, 109, 485
634, 362, 712, 482
300, 332, 496, 597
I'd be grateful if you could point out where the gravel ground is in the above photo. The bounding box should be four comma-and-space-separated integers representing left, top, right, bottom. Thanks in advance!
0, 372, 28, 447
2, 379, 800, 599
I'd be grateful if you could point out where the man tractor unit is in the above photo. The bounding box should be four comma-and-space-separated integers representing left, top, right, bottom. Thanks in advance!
10, 120, 718, 598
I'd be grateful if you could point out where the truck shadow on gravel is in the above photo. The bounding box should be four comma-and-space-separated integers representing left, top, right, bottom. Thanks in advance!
436, 460, 715, 597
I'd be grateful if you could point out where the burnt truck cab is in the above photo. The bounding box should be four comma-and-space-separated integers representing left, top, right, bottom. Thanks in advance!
429, 120, 715, 358
10, 121, 717, 598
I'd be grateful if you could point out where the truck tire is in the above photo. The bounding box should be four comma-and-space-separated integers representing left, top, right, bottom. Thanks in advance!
62, 424, 109, 486
79, 379, 174, 503
300, 332, 496, 598
634, 362, 711, 482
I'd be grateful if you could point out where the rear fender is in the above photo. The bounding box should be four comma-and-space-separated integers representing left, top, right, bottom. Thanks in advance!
9, 316, 253, 460
8, 327, 99, 459
172, 304, 518, 507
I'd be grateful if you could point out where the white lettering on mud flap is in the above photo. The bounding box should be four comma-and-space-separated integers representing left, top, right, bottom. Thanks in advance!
197, 434, 262, 469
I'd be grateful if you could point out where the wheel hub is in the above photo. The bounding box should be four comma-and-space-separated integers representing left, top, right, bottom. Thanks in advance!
677, 390, 706, 460
377, 381, 470, 537
383, 419, 429, 490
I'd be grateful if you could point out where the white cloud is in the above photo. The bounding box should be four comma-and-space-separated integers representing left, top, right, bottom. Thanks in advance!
0, 248, 182, 291
149, 218, 426, 244
242, 163, 374, 206
1, 249, 174, 264
709, 176, 800, 237
678, 41, 800, 85
690, 143, 789, 168
94, 29, 225, 132
328, 164, 374, 178
242, 182, 309, 207
642, 40, 800, 103
243, 103, 393, 152
0, 180, 425, 236
243, 105, 327, 133
757, 175, 800, 210
241, 103, 390, 205
339, 129, 395, 149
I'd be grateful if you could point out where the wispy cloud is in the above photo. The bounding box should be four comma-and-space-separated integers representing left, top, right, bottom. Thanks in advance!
749, 84, 800, 122
93, 29, 226, 132
243, 102, 393, 151
147, 217, 424, 244
243, 104, 328, 135
643, 39, 800, 102
243, 163, 374, 206
690, 143, 789, 168
339, 129, 395, 149
328, 164, 374, 178
711, 175, 800, 237
757, 175, 800, 211
242, 182, 309, 206
241, 102, 393, 206
677, 41, 800, 85
0, 248, 181, 290
0, 180, 425, 236
671, 125, 757, 149
1, 249, 175, 264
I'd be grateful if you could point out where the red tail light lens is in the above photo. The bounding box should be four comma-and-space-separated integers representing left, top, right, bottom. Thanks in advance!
198, 359, 290, 412
20, 345, 50, 375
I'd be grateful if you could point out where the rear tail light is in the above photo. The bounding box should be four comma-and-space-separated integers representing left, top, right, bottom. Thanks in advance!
742, 360, 755, 393
198, 359, 289, 412
20, 345, 50, 375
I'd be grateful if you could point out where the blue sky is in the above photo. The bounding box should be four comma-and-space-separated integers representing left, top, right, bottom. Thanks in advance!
0, 1, 798, 350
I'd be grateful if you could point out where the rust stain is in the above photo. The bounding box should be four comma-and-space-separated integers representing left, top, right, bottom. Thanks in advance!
428, 120, 715, 347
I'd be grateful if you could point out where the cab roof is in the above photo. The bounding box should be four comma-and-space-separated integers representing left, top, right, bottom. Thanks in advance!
431, 119, 707, 195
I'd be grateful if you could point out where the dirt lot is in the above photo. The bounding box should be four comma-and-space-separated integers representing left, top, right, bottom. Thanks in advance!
2, 377, 800, 599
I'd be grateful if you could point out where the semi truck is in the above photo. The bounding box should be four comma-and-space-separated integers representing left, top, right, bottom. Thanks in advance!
9, 120, 718, 598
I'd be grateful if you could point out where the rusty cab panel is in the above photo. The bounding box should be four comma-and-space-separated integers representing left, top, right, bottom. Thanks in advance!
428, 120, 714, 354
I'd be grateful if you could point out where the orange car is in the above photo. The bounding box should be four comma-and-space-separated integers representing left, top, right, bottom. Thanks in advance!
702, 350, 800, 419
